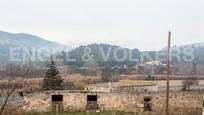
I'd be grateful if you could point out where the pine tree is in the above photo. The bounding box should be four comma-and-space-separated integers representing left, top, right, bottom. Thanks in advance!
42, 59, 64, 90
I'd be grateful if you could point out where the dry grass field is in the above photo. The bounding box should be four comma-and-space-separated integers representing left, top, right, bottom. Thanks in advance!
1, 74, 204, 87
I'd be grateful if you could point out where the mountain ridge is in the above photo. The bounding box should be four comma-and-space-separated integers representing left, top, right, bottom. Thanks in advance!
0, 31, 66, 48
0, 30, 204, 64
0, 31, 69, 63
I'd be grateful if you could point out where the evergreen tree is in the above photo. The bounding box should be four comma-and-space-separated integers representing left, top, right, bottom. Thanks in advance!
42, 59, 64, 90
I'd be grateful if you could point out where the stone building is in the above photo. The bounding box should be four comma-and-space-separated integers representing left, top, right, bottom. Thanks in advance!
22, 90, 149, 113
21, 90, 202, 114
19, 79, 201, 114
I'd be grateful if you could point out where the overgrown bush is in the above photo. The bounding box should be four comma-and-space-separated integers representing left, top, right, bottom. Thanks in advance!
182, 79, 199, 91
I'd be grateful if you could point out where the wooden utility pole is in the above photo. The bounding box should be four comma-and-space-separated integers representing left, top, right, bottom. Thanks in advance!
166, 31, 171, 115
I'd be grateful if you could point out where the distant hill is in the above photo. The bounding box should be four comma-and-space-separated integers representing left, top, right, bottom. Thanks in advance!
159, 42, 204, 64
1, 30, 204, 65
58, 43, 140, 66
172, 43, 204, 63
0, 31, 68, 63
58, 43, 204, 66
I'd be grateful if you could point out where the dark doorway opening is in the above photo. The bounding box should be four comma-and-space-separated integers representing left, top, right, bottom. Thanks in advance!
87, 95, 97, 101
52, 95, 63, 102
51, 95, 63, 112
144, 97, 152, 112
86, 95, 99, 111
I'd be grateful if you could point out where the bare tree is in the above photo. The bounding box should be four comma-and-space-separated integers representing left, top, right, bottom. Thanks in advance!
101, 67, 112, 82
0, 59, 31, 115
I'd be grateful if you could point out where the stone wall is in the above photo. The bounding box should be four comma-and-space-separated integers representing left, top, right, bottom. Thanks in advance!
116, 85, 158, 93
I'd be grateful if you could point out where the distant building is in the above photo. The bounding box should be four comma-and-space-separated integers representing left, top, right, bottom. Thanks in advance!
145, 61, 163, 66
138, 61, 165, 74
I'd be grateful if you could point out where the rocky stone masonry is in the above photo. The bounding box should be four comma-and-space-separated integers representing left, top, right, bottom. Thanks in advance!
23, 91, 202, 115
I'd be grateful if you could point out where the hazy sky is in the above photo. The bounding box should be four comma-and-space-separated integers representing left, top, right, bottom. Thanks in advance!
0, 0, 203, 50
